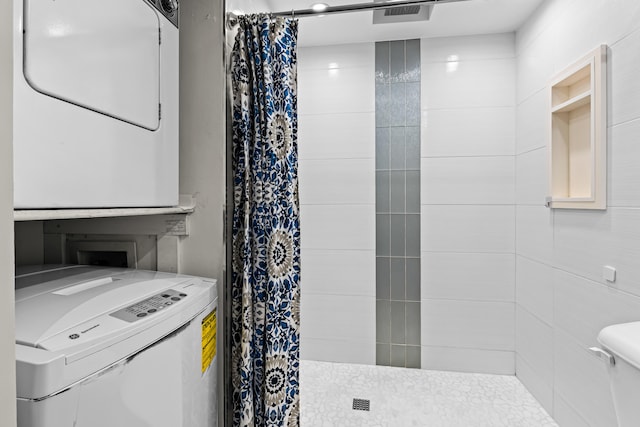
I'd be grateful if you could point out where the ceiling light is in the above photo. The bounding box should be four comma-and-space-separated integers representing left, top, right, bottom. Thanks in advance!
311, 3, 329, 12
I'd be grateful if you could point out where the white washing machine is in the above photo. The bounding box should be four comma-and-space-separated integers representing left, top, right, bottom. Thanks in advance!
15, 265, 217, 427
13, 0, 179, 208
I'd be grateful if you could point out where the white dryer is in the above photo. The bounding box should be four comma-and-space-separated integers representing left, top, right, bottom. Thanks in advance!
15, 265, 217, 427
13, 0, 179, 208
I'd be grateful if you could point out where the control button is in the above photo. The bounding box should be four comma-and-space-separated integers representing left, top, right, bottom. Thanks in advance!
171, 297, 181, 301
162, 294, 171, 298
148, 308, 157, 313
157, 306, 164, 310
137, 313, 147, 318
179, 293, 187, 297
165, 302, 173, 305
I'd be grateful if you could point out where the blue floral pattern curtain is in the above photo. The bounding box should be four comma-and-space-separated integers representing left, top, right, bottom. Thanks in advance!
230, 14, 300, 427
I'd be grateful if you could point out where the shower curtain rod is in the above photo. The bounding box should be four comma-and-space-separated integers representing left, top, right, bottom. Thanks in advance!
227, 0, 470, 24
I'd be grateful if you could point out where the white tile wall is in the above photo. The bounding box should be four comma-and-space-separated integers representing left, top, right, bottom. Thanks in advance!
516, 306, 553, 387
515, 89, 547, 155
298, 66, 374, 115
299, 158, 375, 205
552, 394, 590, 427
609, 118, 640, 207
301, 204, 375, 251
553, 1, 640, 85
301, 249, 375, 297
553, 268, 640, 348
516, 147, 547, 206
421, 299, 514, 351
420, 34, 516, 375
515, 205, 553, 265
422, 59, 516, 109
516, 2, 640, 425
421, 157, 515, 205
301, 294, 375, 342
516, 354, 553, 413
553, 329, 617, 427
421, 33, 515, 63
298, 112, 375, 160
298, 43, 375, 71
298, 43, 376, 364
609, 26, 640, 126
515, 256, 554, 326
301, 337, 376, 365
422, 205, 515, 253
421, 346, 515, 375
554, 208, 640, 297
516, 31, 556, 104
421, 107, 515, 157
422, 252, 514, 302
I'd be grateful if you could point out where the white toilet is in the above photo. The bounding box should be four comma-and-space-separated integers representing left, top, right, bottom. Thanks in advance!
595, 321, 640, 427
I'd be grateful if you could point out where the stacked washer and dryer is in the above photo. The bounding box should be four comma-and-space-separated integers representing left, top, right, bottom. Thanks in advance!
13, 0, 180, 208
12, 1, 219, 426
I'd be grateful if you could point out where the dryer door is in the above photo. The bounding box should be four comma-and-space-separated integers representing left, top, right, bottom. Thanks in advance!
23, 0, 161, 130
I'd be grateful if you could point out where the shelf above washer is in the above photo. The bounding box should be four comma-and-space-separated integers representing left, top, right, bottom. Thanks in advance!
14, 196, 196, 222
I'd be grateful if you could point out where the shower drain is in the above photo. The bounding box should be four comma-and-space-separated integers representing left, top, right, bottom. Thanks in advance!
352, 398, 370, 411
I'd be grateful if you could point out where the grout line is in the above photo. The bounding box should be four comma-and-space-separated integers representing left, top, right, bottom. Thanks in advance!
421, 297, 515, 305
422, 154, 517, 159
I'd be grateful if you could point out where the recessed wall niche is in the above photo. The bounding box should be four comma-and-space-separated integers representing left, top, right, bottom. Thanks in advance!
548, 45, 607, 210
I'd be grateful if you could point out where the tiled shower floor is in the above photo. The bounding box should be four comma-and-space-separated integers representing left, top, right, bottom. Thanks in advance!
300, 360, 558, 427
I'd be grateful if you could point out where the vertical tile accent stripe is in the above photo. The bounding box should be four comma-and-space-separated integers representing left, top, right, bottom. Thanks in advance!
375, 40, 421, 368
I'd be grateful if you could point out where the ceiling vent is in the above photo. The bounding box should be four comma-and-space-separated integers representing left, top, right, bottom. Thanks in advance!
384, 5, 421, 16
373, 3, 433, 24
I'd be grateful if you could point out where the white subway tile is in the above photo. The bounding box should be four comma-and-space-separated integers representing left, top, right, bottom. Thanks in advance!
298, 43, 374, 71
552, 394, 590, 427
421, 157, 515, 205
554, 268, 640, 349
516, 30, 555, 104
516, 147, 547, 206
298, 66, 374, 115
553, 329, 617, 427
421, 346, 514, 375
515, 0, 554, 54
516, 256, 554, 326
515, 205, 554, 265
553, 1, 640, 78
298, 112, 375, 160
554, 207, 640, 298
301, 337, 375, 365
301, 294, 375, 342
299, 158, 374, 205
421, 33, 515, 63
422, 252, 515, 302
421, 107, 515, 157
422, 205, 515, 253
609, 118, 640, 207
516, 88, 547, 154
301, 249, 375, 297
301, 204, 375, 250
516, 355, 554, 415
516, 306, 554, 387
609, 28, 640, 126
421, 299, 515, 351
422, 58, 515, 109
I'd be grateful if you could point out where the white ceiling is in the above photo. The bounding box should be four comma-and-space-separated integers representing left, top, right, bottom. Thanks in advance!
262, 0, 546, 46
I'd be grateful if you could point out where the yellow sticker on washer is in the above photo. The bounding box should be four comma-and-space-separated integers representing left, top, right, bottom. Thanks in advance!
202, 308, 217, 374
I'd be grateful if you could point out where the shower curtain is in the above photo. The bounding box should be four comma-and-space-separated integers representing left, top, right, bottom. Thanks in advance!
230, 14, 300, 427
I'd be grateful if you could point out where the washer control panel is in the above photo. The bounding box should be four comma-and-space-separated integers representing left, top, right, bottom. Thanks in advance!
110, 289, 187, 323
